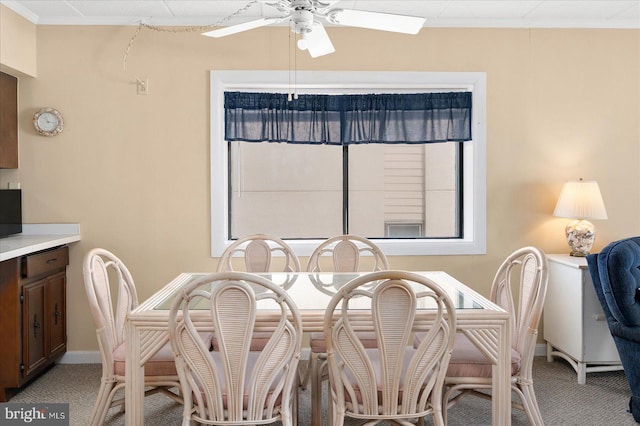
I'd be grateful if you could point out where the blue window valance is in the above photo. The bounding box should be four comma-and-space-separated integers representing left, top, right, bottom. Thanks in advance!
224, 91, 472, 145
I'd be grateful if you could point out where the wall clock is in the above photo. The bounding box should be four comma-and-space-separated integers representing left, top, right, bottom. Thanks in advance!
33, 107, 64, 136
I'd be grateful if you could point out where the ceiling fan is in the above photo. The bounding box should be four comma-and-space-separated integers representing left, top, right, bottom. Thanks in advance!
202, 0, 426, 58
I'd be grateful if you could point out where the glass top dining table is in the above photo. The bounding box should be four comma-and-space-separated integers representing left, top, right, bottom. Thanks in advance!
124, 271, 512, 425
153, 271, 486, 310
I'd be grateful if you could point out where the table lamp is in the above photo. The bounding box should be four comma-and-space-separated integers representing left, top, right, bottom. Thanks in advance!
553, 178, 608, 257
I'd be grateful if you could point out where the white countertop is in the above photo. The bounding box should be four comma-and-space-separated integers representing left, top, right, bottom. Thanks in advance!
0, 224, 81, 262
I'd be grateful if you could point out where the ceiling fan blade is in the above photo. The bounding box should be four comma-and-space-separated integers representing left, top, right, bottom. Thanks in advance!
202, 17, 287, 38
302, 23, 335, 58
328, 9, 425, 34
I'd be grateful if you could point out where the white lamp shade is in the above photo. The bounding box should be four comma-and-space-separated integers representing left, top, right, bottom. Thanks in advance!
553, 180, 608, 220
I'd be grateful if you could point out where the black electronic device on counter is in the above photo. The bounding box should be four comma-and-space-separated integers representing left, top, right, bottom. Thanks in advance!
0, 189, 22, 238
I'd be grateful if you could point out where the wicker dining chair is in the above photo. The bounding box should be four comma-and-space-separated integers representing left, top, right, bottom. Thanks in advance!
215, 233, 301, 355
306, 234, 389, 274
168, 272, 303, 426
324, 270, 457, 426
82, 248, 183, 426
440, 246, 548, 424
217, 233, 301, 273
304, 234, 390, 426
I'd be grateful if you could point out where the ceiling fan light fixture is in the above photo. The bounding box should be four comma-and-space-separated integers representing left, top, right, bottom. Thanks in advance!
292, 9, 314, 34
328, 9, 425, 34
304, 22, 335, 57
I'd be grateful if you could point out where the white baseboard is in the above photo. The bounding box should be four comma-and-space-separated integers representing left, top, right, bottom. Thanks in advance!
60, 345, 547, 365
58, 351, 101, 364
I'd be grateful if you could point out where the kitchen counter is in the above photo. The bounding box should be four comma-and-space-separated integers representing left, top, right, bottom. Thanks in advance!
0, 223, 81, 262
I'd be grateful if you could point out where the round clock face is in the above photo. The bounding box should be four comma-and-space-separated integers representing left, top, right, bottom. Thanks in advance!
33, 108, 64, 136
37, 113, 59, 131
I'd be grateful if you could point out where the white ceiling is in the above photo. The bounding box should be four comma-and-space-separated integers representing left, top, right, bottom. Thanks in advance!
2, 0, 639, 28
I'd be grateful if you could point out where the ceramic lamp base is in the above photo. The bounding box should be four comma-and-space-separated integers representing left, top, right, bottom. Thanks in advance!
565, 219, 596, 257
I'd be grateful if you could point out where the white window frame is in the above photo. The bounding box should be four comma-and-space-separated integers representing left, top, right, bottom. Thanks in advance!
210, 70, 486, 257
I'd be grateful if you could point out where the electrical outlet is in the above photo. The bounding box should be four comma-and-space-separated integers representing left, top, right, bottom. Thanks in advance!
8, 182, 20, 189
137, 78, 149, 95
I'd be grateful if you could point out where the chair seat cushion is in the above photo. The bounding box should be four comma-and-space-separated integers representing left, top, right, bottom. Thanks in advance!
186, 351, 284, 412
338, 347, 434, 405
113, 341, 177, 377
443, 333, 521, 378
309, 331, 378, 353
205, 351, 284, 408
211, 331, 272, 352
113, 332, 213, 377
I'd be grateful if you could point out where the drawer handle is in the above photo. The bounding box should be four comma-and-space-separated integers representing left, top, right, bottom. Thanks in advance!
594, 314, 606, 321
33, 314, 40, 338
55, 304, 61, 325
46, 258, 58, 264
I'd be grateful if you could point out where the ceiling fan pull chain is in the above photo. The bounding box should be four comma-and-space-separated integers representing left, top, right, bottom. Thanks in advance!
294, 33, 298, 100
288, 29, 293, 102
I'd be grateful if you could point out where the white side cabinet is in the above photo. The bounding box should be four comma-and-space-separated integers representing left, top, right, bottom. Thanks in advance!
544, 254, 622, 384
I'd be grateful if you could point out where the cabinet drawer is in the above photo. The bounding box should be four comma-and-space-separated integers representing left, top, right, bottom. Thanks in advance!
22, 246, 69, 279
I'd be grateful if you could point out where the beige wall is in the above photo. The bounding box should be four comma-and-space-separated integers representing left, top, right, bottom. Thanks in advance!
0, 4, 36, 77
0, 24, 638, 352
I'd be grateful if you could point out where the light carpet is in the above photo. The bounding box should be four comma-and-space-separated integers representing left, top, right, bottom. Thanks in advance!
6, 357, 637, 425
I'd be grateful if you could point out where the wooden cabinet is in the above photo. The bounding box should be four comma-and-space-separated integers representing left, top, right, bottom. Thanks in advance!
543, 254, 622, 384
23, 279, 47, 376
0, 71, 18, 169
0, 246, 68, 401
47, 271, 66, 357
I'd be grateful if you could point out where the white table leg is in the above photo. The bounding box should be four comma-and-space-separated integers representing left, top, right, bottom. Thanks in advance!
492, 317, 511, 426
125, 319, 144, 425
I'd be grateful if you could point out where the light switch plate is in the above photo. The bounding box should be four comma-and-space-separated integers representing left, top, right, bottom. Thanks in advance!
137, 78, 149, 95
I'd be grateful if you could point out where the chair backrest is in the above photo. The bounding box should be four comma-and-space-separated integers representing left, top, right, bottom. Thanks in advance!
306, 234, 389, 273
490, 247, 548, 362
82, 248, 138, 364
324, 270, 456, 421
217, 234, 301, 273
587, 238, 640, 423
168, 272, 303, 424
587, 237, 640, 327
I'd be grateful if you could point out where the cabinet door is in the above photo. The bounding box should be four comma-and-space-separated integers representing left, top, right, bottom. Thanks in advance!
22, 280, 47, 377
0, 71, 18, 169
0, 259, 21, 395
544, 261, 584, 359
46, 272, 66, 357
582, 270, 621, 362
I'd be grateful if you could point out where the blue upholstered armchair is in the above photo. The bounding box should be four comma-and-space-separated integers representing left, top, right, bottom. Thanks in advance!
587, 237, 640, 423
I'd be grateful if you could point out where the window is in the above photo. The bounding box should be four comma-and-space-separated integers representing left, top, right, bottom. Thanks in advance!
228, 141, 461, 239
211, 71, 486, 257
